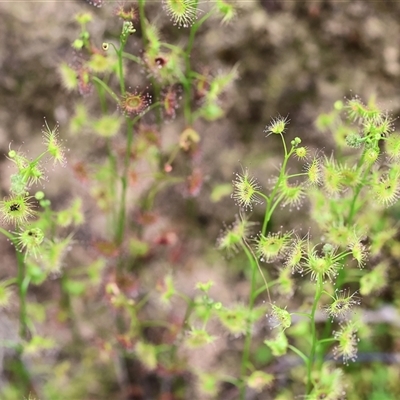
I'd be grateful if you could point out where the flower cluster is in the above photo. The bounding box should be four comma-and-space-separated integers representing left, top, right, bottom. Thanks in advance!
0, 121, 68, 259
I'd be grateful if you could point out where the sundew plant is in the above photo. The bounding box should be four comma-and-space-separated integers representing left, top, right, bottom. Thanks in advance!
216, 97, 400, 398
0, 121, 83, 396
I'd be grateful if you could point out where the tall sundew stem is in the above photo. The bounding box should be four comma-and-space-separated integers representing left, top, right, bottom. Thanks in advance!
262, 134, 294, 235
91, 76, 119, 102
280, 130, 288, 158
15, 242, 29, 340
183, 9, 213, 124
346, 157, 371, 225
264, 192, 287, 228
136, 0, 163, 126
168, 298, 196, 363
115, 103, 160, 247
115, 21, 132, 96
121, 52, 142, 64
2, 230, 33, 393
93, 78, 108, 114
238, 242, 258, 400
115, 118, 134, 247
306, 273, 324, 394
93, 77, 119, 231
106, 138, 118, 231
138, 0, 147, 46
0, 226, 14, 241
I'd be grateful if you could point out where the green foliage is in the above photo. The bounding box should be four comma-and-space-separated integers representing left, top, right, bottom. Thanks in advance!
216, 96, 400, 398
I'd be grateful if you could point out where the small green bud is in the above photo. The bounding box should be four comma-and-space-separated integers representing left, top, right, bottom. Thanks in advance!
40, 199, 51, 208
72, 39, 84, 50
75, 12, 92, 25
334, 100, 344, 110
196, 280, 214, 293
345, 133, 363, 148
122, 21, 136, 36
213, 302, 222, 310
322, 243, 335, 255
35, 191, 45, 200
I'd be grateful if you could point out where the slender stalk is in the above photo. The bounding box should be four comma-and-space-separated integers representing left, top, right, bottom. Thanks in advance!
183, 10, 213, 124
117, 45, 126, 96
91, 76, 119, 102
288, 345, 309, 365
306, 274, 324, 394
60, 274, 82, 345
169, 297, 195, 361
262, 134, 294, 235
239, 243, 258, 400
115, 103, 160, 246
16, 249, 29, 340
346, 162, 371, 224
115, 118, 133, 247
0, 226, 14, 240
121, 52, 142, 64
138, 0, 147, 45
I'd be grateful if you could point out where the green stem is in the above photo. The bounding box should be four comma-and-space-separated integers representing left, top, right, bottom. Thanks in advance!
291, 312, 312, 319
288, 344, 309, 365
346, 154, 370, 224
183, 9, 213, 124
137, 0, 161, 126
16, 249, 29, 340
115, 103, 160, 247
142, 176, 183, 211
239, 243, 258, 400
12, 353, 35, 397
60, 274, 82, 345
117, 44, 126, 95
0, 226, 14, 240
93, 78, 108, 114
317, 338, 336, 345
138, 0, 147, 45
121, 52, 142, 64
115, 118, 133, 246
262, 135, 294, 235
306, 274, 324, 394
253, 279, 278, 300
169, 296, 195, 366
91, 76, 119, 102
